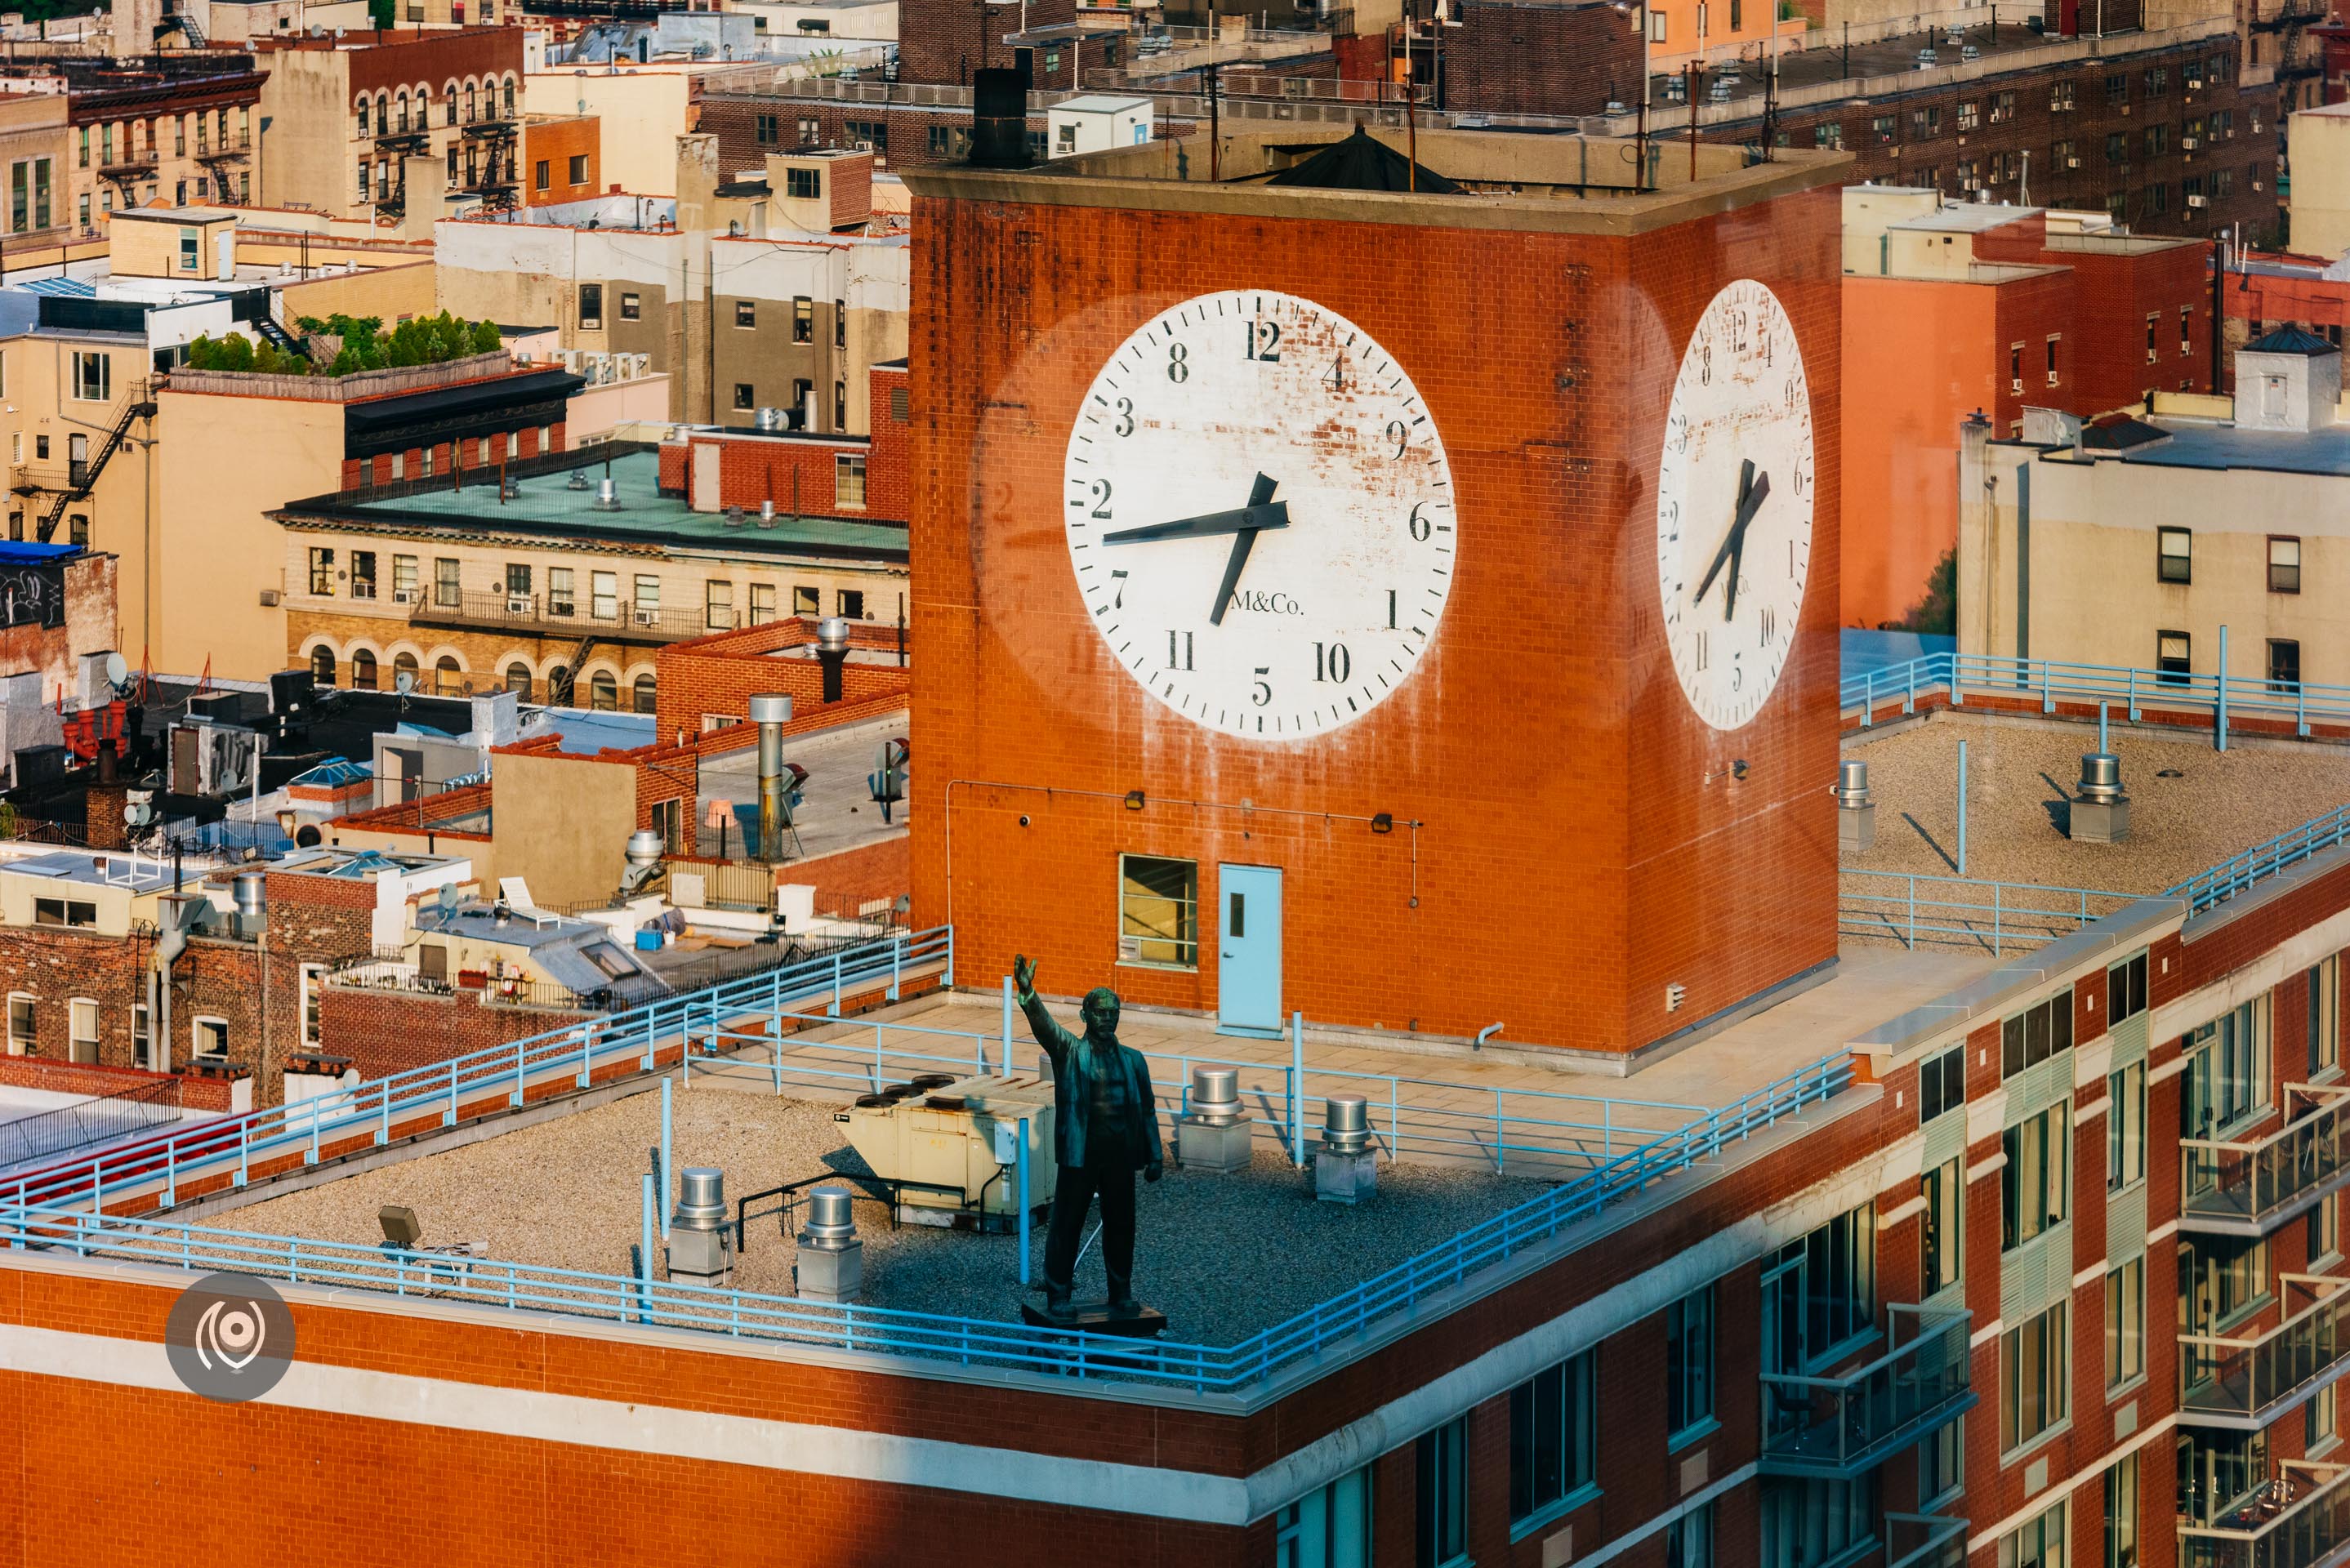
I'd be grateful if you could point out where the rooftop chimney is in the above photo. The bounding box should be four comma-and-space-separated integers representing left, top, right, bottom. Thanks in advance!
749, 693, 793, 862
968, 69, 1033, 169
1833, 758, 1875, 855
814, 617, 850, 703
794, 1185, 863, 1303
1315, 1094, 1376, 1205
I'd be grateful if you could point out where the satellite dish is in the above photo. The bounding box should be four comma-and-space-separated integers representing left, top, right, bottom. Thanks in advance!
395, 670, 414, 695
104, 652, 128, 689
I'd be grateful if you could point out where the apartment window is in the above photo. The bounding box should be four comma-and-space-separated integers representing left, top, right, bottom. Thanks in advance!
2107, 1061, 2145, 1191
2001, 1302, 2070, 1453
834, 381, 846, 429
77, 127, 88, 169
836, 453, 867, 510
838, 589, 864, 619
749, 583, 776, 624
1416, 1417, 1468, 1568
33, 898, 95, 928
705, 580, 734, 630
1922, 1156, 1963, 1296
734, 383, 755, 411
2312, 1195, 2339, 1265
834, 300, 847, 349
503, 663, 532, 701
2009, 342, 2023, 393
1919, 1419, 1963, 1511
2181, 306, 2195, 356
797, 116, 820, 144
2052, 80, 2076, 111
2105, 1256, 2144, 1388
2106, 131, 2128, 167
2003, 1501, 2067, 1568
785, 166, 821, 200
2144, 123, 2169, 158
69, 351, 109, 403
309, 546, 335, 596
350, 649, 377, 690
1779, 1204, 1875, 1361
2183, 1234, 2271, 1334
1667, 1503, 1714, 1568
794, 296, 814, 343
2158, 630, 2191, 684
1120, 854, 1197, 968
2145, 65, 2169, 96
1759, 1477, 1872, 1568
310, 644, 336, 684
1959, 100, 1981, 132
2312, 956, 2340, 1073
131, 1004, 149, 1069
1911, 106, 1942, 139
2272, 639, 2303, 693
1275, 1466, 1371, 1568
793, 586, 820, 616
633, 575, 660, 614
67, 514, 86, 549
2270, 535, 2302, 593
2100, 1455, 2138, 1568
435, 657, 462, 697
434, 557, 460, 608
393, 652, 418, 691
578, 283, 603, 330
66, 998, 97, 1063
191, 1018, 228, 1061
2001, 991, 2073, 1077
548, 568, 575, 616
592, 570, 618, 619
1509, 1350, 1596, 1526
2003, 1102, 2070, 1250
2145, 183, 2169, 218
357, 157, 370, 200
2156, 527, 2192, 583
1872, 114, 1896, 145
632, 673, 656, 714
7, 994, 32, 1054
2312, 1387, 2339, 1455
393, 555, 417, 601
1920, 1045, 1964, 1123
1814, 122, 1843, 150
735, 300, 756, 328
350, 551, 377, 599
590, 671, 617, 710
1667, 1287, 1714, 1439
568, 154, 587, 185
534, 158, 551, 193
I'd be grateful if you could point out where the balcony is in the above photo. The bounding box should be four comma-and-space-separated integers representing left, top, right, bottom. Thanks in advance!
2179, 1462, 2350, 1568
194, 132, 253, 163
412, 589, 718, 645
2183, 1087, 2350, 1236
1759, 1306, 1975, 1478
96, 148, 159, 180
2182, 1276, 2350, 1429
373, 127, 431, 153
1886, 1514, 1969, 1568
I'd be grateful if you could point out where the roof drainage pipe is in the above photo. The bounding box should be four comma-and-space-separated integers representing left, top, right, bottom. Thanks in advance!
152, 921, 190, 1074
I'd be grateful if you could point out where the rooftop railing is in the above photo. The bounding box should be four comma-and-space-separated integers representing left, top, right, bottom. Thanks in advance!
1759, 1304, 1975, 1477
2178, 1462, 2350, 1568
2174, 803, 2350, 917
0, 924, 1858, 1392
1839, 870, 2139, 956
412, 589, 717, 644
2182, 1275, 2350, 1429
1844, 649, 2350, 741
2183, 1086, 2350, 1236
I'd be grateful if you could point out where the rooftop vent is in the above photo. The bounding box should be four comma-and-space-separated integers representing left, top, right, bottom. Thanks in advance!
758, 499, 776, 525
794, 1184, 862, 1303
754, 406, 787, 432
1315, 1094, 1376, 1205
1176, 1066, 1251, 1173
566, 469, 591, 492
2071, 752, 2129, 843
1833, 757, 1875, 855
593, 477, 622, 511
666, 1167, 734, 1285
724, 504, 747, 526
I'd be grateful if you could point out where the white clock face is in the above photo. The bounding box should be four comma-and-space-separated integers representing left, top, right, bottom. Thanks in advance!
1062, 290, 1455, 741
1655, 278, 1815, 732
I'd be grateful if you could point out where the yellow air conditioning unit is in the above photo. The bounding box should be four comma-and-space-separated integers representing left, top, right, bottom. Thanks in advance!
836, 1074, 1059, 1224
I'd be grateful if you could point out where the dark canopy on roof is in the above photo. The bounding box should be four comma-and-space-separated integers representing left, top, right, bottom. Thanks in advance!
2244, 324, 2340, 357
1263, 126, 1460, 194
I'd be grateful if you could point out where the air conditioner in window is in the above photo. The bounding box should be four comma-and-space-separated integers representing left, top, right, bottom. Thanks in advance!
2047, 371, 2061, 386
258, 588, 281, 607
2066, 156, 2082, 167
2187, 193, 2208, 206
2183, 136, 2200, 149
2254, 178, 2266, 189
2009, 376, 2023, 394
634, 608, 658, 626
393, 589, 415, 604
506, 594, 532, 613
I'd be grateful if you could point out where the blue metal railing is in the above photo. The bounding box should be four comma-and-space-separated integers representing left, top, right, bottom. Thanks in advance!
1839, 871, 2140, 956
0, 925, 955, 1215
0, 1037, 1854, 1392
2171, 802, 2350, 916
1841, 650, 2350, 739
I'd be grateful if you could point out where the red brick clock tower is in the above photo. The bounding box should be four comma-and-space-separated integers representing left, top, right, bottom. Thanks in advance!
904, 126, 1849, 1062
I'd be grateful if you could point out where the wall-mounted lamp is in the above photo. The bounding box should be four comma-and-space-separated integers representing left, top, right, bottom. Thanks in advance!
1732, 760, 1750, 782
1123, 790, 1146, 811
1370, 812, 1394, 834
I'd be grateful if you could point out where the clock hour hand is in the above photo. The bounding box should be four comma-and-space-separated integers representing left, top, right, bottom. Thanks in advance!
1694, 461, 1770, 621
1207, 474, 1280, 627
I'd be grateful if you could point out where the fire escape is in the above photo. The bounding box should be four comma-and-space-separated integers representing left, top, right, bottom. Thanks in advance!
192, 121, 252, 206
457, 99, 522, 214
27, 385, 158, 543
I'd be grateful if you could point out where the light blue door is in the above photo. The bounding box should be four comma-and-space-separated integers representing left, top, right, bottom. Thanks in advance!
1217, 864, 1282, 1038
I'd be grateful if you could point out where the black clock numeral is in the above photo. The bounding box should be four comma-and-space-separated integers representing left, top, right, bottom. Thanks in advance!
1113, 396, 1134, 437
1251, 668, 1272, 707
1324, 356, 1348, 392
1167, 630, 1194, 670
1759, 607, 1777, 646
1313, 642, 1351, 684
1386, 419, 1409, 460
1408, 501, 1432, 542
1243, 318, 1282, 362
1111, 568, 1128, 609
1088, 478, 1113, 519
1167, 343, 1189, 383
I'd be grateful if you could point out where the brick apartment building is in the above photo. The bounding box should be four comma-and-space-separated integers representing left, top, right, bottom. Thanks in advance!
0, 53, 271, 229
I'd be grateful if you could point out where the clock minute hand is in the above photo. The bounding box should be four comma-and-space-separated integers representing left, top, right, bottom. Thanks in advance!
1209, 473, 1282, 627
1723, 470, 1770, 622
1100, 501, 1291, 546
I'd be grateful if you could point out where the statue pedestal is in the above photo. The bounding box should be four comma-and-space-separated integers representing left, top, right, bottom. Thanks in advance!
1315, 1148, 1378, 1205
795, 1239, 863, 1304
1019, 1300, 1169, 1338
1176, 1116, 1253, 1173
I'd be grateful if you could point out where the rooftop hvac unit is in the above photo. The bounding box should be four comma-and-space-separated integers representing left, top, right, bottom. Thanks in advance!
582, 351, 609, 383
555, 348, 581, 372
836, 1073, 1058, 1222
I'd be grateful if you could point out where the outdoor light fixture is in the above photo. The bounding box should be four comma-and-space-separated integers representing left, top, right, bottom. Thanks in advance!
1371, 813, 1394, 834
1124, 790, 1146, 811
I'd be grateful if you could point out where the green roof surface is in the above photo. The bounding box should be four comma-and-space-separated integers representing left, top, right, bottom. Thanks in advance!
308, 449, 905, 560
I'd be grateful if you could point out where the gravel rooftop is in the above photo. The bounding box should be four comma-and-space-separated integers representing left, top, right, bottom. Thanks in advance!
1842, 713, 2350, 898
227, 1081, 1546, 1345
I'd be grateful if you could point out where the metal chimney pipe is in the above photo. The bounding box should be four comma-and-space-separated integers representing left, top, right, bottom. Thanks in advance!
748, 693, 792, 862
1322, 1094, 1371, 1155
798, 1186, 857, 1249
815, 616, 850, 703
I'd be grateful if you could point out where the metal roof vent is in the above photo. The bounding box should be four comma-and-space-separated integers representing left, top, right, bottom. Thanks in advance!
795, 1185, 862, 1303
758, 499, 777, 525
724, 504, 746, 526
1315, 1094, 1376, 1205
1834, 758, 1875, 855
1176, 1065, 1251, 1173
667, 1167, 733, 1285
2071, 752, 2129, 843
567, 469, 591, 491
594, 477, 622, 510
755, 405, 786, 432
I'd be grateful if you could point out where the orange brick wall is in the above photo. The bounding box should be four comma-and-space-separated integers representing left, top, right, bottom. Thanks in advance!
907, 189, 1845, 1056
523, 114, 600, 207
653, 617, 908, 741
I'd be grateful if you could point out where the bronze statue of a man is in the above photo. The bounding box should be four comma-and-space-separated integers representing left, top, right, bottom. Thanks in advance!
1014, 953, 1164, 1321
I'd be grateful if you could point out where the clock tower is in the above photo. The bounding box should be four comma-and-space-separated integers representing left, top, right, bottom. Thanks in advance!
904, 124, 1851, 1063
